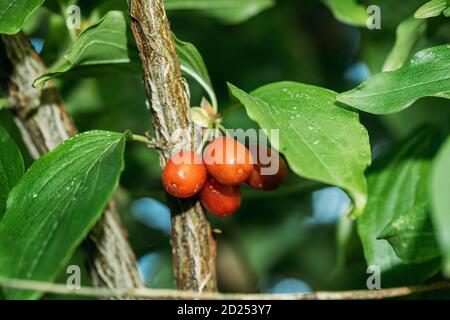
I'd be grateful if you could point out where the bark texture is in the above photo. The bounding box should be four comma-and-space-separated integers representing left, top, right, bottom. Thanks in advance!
0, 32, 144, 296
130, 0, 217, 292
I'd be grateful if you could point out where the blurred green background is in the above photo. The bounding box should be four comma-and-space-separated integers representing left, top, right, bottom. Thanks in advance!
1, 0, 449, 296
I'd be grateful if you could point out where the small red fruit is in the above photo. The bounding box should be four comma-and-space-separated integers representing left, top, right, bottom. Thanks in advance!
246, 144, 287, 191
203, 136, 254, 186
162, 151, 207, 198
200, 178, 242, 217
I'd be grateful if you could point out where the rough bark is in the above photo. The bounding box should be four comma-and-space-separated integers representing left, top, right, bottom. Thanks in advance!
130, 0, 217, 292
0, 32, 144, 295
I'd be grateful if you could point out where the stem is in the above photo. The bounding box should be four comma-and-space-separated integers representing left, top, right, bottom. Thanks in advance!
0, 33, 144, 296
1, 277, 450, 300
130, 0, 217, 292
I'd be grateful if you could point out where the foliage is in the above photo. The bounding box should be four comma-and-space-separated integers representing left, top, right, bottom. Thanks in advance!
34, 10, 140, 88
0, 131, 125, 299
0, 0, 449, 299
34, 10, 216, 107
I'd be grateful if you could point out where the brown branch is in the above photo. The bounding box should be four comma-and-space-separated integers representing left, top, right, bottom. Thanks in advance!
129, 0, 217, 292
0, 32, 144, 297
1, 277, 450, 300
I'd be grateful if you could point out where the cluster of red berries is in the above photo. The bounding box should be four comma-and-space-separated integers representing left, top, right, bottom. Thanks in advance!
162, 136, 287, 217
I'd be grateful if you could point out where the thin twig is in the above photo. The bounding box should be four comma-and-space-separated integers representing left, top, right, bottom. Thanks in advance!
1, 277, 449, 300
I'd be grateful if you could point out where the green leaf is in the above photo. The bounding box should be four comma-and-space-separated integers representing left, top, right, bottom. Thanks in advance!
34, 11, 141, 88
382, 18, 427, 72
414, 0, 447, 18
86, 0, 129, 23
338, 44, 450, 114
0, 0, 44, 34
173, 33, 217, 108
43, 0, 77, 13
0, 127, 24, 218
190, 107, 211, 128
228, 82, 371, 217
164, 0, 274, 24
0, 130, 125, 299
321, 0, 368, 26
379, 203, 440, 264
430, 135, 450, 276
358, 127, 442, 285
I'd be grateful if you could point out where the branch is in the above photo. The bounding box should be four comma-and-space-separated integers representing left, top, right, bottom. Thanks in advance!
1, 277, 449, 300
129, 0, 217, 292
0, 32, 144, 297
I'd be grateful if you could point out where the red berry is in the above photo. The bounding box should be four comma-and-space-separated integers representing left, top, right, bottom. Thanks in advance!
200, 178, 241, 217
203, 136, 254, 186
246, 144, 287, 191
162, 151, 207, 198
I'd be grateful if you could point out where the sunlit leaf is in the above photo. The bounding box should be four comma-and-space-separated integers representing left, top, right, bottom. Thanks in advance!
358, 127, 442, 285
173, 33, 217, 108
322, 0, 368, 26
34, 11, 140, 88
382, 18, 427, 72
0, 127, 24, 218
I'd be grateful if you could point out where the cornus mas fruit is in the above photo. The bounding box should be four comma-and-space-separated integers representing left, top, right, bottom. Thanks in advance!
199, 177, 242, 217
203, 136, 254, 186
246, 144, 287, 191
162, 151, 207, 198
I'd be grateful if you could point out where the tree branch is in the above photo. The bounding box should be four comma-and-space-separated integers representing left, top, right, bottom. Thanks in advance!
129, 0, 217, 292
0, 32, 144, 297
1, 277, 449, 300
